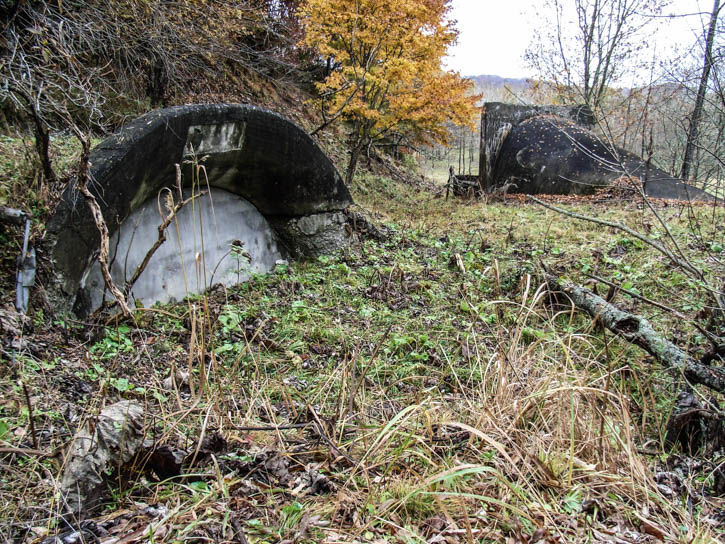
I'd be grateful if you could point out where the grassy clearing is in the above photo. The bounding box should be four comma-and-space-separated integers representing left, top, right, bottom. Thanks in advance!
419, 152, 480, 185
0, 170, 724, 542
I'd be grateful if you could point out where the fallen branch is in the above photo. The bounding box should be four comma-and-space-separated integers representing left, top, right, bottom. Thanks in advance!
546, 274, 725, 393
586, 273, 724, 349
230, 423, 310, 432
308, 406, 359, 467
0, 446, 46, 457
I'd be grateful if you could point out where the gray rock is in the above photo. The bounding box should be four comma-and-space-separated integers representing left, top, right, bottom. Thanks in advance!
60, 400, 145, 516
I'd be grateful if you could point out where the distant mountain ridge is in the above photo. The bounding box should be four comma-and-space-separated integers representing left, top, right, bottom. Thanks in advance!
466, 74, 532, 92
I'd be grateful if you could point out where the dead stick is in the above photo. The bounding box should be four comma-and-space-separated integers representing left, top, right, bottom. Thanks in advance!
126, 189, 206, 289
308, 407, 359, 467
74, 131, 132, 317
347, 348, 359, 417
21, 381, 38, 450
230, 517, 250, 544
231, 423, 311, 432
0, 446, 46, 456
344, 325, 392, 421
529, 196, 702, 278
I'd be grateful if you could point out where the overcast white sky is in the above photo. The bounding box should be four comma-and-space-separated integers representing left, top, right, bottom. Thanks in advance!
443, 0, 714, 79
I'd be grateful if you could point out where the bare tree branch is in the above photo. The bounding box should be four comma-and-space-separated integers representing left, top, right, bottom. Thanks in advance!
528, 195, 704, 278
126, 166, 206, 292
73, 130, 132, 318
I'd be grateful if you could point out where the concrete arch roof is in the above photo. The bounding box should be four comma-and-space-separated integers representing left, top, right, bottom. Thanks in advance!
48, 103, 352, 300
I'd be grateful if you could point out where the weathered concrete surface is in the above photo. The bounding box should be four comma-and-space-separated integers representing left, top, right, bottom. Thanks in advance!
491, 115, 719, 200
79, 188, 284, 314
47, 104, 353, 314
60, 401, 144, 517
270, 212, 348, 259
480, 102, 594, 191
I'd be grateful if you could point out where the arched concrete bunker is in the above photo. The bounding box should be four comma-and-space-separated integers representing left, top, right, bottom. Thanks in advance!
47, 104, 353, 315
480, 102, 720, 201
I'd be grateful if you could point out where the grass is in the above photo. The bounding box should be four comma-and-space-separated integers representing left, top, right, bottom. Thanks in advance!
0, 132, 98, 211
0, 165, 723, 542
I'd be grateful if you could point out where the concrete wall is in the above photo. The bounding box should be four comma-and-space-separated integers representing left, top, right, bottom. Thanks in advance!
80, 188, 285, 312
479, 103, 718, 200
479, 102, 594, 191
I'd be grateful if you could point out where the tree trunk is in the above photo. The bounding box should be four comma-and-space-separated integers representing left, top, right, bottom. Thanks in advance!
681, 0, 721, 181
345, 120, 369, 185
28, 107, 56, 186
346, 143, 364, 185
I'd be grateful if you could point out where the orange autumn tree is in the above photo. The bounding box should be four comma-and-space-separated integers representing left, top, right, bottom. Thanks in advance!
299, 0, 479, 183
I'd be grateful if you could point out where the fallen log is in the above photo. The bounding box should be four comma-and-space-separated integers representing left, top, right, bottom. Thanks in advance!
545, 274, 725, 394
